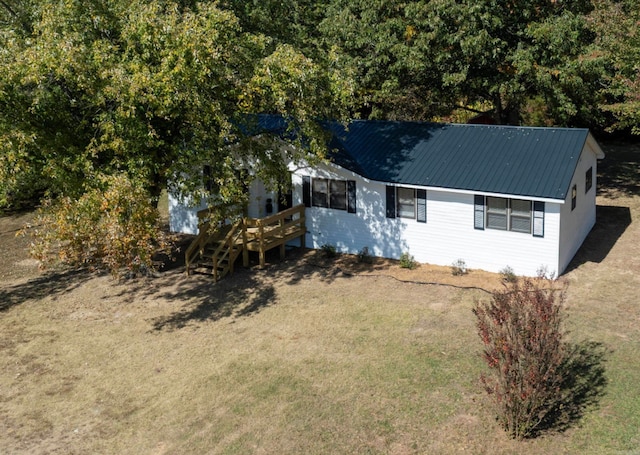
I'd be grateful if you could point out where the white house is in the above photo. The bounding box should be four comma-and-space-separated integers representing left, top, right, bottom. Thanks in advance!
169, 118, 605, 277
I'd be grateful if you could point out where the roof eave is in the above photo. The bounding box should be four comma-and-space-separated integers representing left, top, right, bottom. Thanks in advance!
586, 132, 606, 160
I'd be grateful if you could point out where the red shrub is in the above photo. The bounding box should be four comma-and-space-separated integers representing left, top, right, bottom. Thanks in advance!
473, 278, 567, 439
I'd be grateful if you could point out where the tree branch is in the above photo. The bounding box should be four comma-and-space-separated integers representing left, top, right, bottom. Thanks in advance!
0, 0, 32, 34
0, 0, 17, 18
453, 104, 489, 115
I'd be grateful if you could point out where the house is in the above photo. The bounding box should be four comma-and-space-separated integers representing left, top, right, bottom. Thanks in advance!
169, 118, 605, 277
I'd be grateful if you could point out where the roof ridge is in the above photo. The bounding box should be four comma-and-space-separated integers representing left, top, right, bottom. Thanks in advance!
344, 118, 589, 132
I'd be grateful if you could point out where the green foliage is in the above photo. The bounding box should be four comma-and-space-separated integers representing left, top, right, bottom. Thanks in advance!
451, 259, 468, 276
357, 246, 372, 264
0, 0, 351, 205
590, 0, 640, 134
0, 0, 352, 270
320, 0, 604, 125
24, 175, 171, 278
320, 243, 337, 258
399, 252, 417, 270
500, 266, 517, 284
473, 278, 567, 439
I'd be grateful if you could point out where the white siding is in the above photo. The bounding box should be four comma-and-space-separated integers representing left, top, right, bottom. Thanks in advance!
414, 191, 561, 277
168, 180, 278, 235
291, 165, 408, 258
292, 162, 562, 277
168, 192, 206, 235
246, 180, 278, 219
558, 144, 600, 274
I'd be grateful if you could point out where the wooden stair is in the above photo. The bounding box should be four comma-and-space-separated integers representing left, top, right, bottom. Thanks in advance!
185, 220, 243, 281
185, 204, 307, 282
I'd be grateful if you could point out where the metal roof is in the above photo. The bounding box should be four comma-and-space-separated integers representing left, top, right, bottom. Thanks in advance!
252, 116, 597, 201
325, 120, 594, 200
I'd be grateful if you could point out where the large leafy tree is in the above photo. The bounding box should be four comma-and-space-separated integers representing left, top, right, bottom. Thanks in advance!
0, 0, 349, 203
590, 0, 640, 134
0, 0, 351, 271
320, 0, 605, 125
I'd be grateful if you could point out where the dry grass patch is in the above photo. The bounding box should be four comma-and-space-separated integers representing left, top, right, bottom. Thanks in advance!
1, 143, 639, 454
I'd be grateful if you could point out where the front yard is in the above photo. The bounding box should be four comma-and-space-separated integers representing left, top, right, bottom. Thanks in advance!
0, 143, 639, 454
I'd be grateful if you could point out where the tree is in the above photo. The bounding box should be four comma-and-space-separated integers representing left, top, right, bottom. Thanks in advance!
0, 0, 352, 272
27, 175, 172, 278
320, 0, 605, 125
590, 0, 640, 134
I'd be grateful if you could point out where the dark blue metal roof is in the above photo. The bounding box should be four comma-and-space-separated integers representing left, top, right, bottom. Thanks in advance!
325, 120, 591, 200
252, 116, 593, 201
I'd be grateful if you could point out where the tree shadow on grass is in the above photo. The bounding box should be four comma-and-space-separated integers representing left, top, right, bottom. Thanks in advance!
148, 267, 278, 331
535, 341, 609, 436
0, 269, 95, 312
147, 248, 361, 331
598, 141, 640, 198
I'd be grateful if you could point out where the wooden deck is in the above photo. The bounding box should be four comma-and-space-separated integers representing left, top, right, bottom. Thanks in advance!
185, 204, 306, 280
243, 204, 306, 268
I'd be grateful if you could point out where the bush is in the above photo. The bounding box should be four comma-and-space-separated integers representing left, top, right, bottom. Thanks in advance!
320, 243, 337, 258
451, 258, 468, 276
500, 265, 517, 283
24, 175, 172, 278
473, 278, 567, 439
357, 246, 373, 264
536, 265, 556, 280
399, 252, 417, 269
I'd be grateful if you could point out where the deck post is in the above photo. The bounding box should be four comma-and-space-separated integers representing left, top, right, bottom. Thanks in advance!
242, 218, 249, 268
258, 222, 265, 268
279, 217, 285, 260
300, 208, 306, 249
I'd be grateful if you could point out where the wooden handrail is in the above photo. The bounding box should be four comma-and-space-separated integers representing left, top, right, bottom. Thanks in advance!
185, 222, 210, 273
245, 204, 305, 228
243, 204, 306, 268
186, 203, 306, 275
210, 220, 242, 281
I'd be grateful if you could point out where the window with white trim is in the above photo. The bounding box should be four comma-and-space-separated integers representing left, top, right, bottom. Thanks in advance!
585, 167, 593, 193
303, 176, 356, 213
312, 178, 329, 208
397, 187, 415, 218
571, 184, 577, 211
330, 180, 347, 210
485, 197, 532, 233
386, 186, 427, 222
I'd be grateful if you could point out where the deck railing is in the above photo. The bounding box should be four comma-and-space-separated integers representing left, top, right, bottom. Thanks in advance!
185, 204, 306, 276
210, 220, 243, 281
243, 204, 306, 268
184, 208, 230, 275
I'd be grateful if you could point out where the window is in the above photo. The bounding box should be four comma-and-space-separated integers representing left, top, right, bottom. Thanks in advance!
312, 178, 329, 208
571, 184, 577, 210
203, 165, 218, 193
510, 199, 532, 233
330, 180, 347, 210
386, 186, 427, 222
533, 201, 545, 237
585, 167, 593, 193
485, 196, 532, 233
397, 187, 415, 218
474, 195, 485, 230
303, 176, 356, 212
416, 189, 427, 223
486, 197, 508, 230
